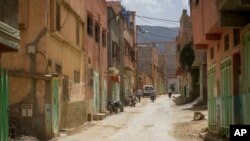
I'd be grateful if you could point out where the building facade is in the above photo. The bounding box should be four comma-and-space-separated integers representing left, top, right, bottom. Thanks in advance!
190, 0, 250, 137
107, 1, 123, 101
85, 0, 108, 116
0, 1, 19, 140
176, 9, 193, 98
1, 0, 87, 139
122, 10, 137, 100
138, 44, 159, 92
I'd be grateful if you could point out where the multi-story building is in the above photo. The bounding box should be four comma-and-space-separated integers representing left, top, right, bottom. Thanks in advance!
107, 2, 137, 104
158, 53, 167, 94
165, 42, 179, 94
107, 1, 123, 101
176, 9, 205, 100
0, 1, 19, 140
138, 44, 159, 92
123, 10, 137, 99
190, 0, 250, 137
176, 9, 193, 97
1, 0, 87, 139
85, 0, 108, 117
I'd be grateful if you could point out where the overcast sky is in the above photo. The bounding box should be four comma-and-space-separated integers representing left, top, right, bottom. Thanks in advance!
120, 0, 190, 28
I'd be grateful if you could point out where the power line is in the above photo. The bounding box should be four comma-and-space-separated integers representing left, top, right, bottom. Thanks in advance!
136, 16, 179, 33
136, 15, 191, 24
147, 32, 175, 40
137, 25, 176, 41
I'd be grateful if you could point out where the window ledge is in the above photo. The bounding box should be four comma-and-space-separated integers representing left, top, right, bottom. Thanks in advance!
0, 21, 20, 51
51, 31, 82, 53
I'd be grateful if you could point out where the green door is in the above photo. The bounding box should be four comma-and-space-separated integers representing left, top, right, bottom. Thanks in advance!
0, 68, 8, 141
208, 66, 216, 132
243, 32, 250, 124
93, 71, 100, 112
102, 78, 107, 111
220, 58, 232, 136
52, 77, 59, 134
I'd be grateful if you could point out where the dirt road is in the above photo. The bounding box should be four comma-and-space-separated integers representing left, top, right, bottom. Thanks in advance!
53, 95, 207, 141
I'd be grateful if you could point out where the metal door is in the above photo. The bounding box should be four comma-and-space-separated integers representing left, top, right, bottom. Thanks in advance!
93, 71, 100, 112
52, 77, 59, 134
243, 32, 250, 124
220, 58, 232, 136
208, 66, 216, 131
0, 68, 8, 141
102, 78, 107, 111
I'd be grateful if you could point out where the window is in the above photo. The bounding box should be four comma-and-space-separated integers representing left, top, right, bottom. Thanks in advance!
210, 47, 214, 59
76, 21, 80, 45
48, 59, 52, 67
55, 64, 62, 74
88, 57, 91, 64
88, 68, 93, 87
233, 29, 240, 46
224, 34, 229, 51
195, 0, 199, 5
74, 70, 80, 83
0, 0, 19, 29
95, 24, 100, 43
56, 2, 61, 30
102, 31, 106, 47
62, 76, 69, 101
87, 15, 93, 36
216, 43, 220, 52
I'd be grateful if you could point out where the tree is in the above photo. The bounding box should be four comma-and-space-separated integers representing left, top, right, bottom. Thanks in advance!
179, 42, 195, 72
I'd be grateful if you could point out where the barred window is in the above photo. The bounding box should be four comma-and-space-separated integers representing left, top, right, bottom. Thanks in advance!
87, 15, 93, 36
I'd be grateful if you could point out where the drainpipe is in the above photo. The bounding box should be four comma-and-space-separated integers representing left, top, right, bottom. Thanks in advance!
120, 17, 125, 105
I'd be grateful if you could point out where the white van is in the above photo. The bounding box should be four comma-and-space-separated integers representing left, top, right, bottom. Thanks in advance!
143, 85, 154, 97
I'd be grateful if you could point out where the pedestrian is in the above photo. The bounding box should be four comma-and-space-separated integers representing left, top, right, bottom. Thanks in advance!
168, 88, 172, 98
137, 89, 142, 102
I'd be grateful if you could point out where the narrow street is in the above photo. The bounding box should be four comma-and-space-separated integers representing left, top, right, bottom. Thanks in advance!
53, 95, 207, 141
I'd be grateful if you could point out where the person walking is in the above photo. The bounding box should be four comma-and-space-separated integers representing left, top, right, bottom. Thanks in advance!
168, 88, 172, 98
137, 89, 142, 102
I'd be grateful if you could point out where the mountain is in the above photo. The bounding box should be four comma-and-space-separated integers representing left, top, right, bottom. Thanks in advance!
137, 25, 179, 53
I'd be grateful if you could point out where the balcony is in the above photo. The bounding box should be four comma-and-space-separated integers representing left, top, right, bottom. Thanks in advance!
0, 22, 20, 52
217, 0, 250, 11
217, 0, 250, 27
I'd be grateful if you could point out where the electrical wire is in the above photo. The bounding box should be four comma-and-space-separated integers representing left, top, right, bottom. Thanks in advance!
137, 25, 176, 41
136, 16, 179, 33
49, 0, 70, 32
136, 15, 191, 24
146, 32, 175, 40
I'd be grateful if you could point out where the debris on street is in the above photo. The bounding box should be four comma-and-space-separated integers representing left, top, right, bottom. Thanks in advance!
10, 135, 39, 141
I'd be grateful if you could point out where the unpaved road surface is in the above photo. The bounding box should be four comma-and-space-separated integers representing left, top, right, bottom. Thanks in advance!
53, 95, 207, 141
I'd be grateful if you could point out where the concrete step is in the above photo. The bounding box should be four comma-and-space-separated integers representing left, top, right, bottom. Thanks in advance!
93, 112, 108, 121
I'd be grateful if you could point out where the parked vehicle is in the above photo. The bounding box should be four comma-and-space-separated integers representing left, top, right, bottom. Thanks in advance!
130, 95, 137, 107
124, 95, 137, 107
107, 100, 124, 114
143, 85, 155, 97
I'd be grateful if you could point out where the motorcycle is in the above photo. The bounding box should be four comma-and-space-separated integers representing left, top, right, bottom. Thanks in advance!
107, 100, 124, 114
150, 94, 156, 102
124, 95, 137, 107
130, 95, 137, 107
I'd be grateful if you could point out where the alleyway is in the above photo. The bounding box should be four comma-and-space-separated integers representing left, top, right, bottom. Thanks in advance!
53, 95, 207, 141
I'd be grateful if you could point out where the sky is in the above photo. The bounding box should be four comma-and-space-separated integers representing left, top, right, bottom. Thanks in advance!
119, 0, 190, 28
